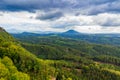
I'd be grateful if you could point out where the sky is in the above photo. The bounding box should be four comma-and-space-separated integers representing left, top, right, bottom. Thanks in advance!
0, 0, 120, 33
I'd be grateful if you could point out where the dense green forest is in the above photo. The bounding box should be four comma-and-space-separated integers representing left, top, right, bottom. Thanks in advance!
1, 27, 120, 80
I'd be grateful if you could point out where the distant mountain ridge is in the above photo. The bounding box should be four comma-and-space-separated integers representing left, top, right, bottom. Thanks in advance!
11, 29, 120, 36
12, 29, 120, 46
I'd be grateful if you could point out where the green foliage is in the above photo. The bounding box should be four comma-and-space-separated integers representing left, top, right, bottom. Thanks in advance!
0, 62, 9, 79
1, 56, 17, 73
1, 28, 120, 80
0, 29, 55, 80
11, 72, 30, 80
17, 36, 120, 58
0, 56, 30, 80
0, 78, 5, 80
15, 36, 120, 80
93, 55, 120, 66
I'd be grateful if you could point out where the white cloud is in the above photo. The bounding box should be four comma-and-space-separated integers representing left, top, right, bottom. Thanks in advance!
0, 11, 120, 33
74, 26, 120, 33
93, 13, 120, 26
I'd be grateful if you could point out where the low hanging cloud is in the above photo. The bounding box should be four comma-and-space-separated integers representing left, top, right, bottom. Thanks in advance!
93, 13, 120, 27
36, 11, 63, 21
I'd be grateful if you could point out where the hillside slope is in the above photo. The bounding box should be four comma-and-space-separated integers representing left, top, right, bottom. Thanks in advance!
0, 27, 56, 80
12, 33, 120, 80
1, 27, 120, 80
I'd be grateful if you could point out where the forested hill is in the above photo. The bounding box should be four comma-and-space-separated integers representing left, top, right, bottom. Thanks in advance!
0, 27, 56, 80
0, 27, 15, 42
1, 27, 120, 80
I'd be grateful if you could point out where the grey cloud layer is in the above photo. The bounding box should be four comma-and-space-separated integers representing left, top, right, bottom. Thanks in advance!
36, 11, 63, 20
0, 0, 120, 15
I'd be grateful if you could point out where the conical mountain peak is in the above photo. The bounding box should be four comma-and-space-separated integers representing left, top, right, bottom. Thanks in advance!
64, 30, 80, 34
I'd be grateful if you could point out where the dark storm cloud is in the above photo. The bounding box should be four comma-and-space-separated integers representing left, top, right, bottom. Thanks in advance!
86, 1, 120, 15
0, 0, 70, 11
0, 0, 120, 15
36, 11, 63, 20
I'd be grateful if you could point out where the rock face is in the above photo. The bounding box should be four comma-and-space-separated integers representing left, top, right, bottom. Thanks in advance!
0, 27, 6, 32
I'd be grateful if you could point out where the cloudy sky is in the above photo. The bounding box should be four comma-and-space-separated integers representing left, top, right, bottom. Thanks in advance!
0, 0, 120, 33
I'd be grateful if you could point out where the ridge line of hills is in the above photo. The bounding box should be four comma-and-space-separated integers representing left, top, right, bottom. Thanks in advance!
12, 29, 120, 46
